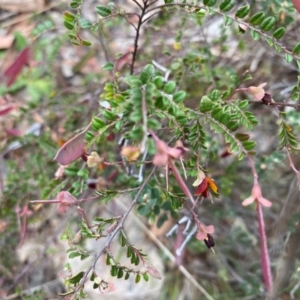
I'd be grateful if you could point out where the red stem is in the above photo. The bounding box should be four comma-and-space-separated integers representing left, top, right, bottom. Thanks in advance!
168, 159, 195, 206
256, 202, 273, 292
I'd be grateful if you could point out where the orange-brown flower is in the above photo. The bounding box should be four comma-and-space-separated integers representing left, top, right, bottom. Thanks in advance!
120, 145, 140, 161
193, 170, 218, 198
87, 151, 104, 168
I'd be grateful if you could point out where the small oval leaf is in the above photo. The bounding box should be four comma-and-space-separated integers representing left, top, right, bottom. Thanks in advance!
235, 5, 250, 18
140, 64, 155, 84
260, 16, 275, 31
273, 27, 286, 39
249, 12, 265, 26
95, 5, 112, 17
203, 0, 216, 7
219, 0, 235, 12
293, 42, 300, 54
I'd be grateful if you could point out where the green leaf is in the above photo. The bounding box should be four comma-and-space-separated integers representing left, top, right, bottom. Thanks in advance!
235, 133, 250, 141
265, 37, 273, 47
82, 40, 92, 46
85, 131, 94, 142
79, 19, 92, 29
203, 0, 216, 7
143, 273, 149, 282
260, 16, 275, 31
249, 12, 265, 26
242, 140, 256, 151
103, 110, 116, 121
219, 0, 235, 12
243, 74, 252, 82
164, 81, 176, 94
69, 251, 81, 259
127, 246, 132, 258
117, 269, 124, 279
293, 42, 300, 54
110, 266, 117, 277
273, 27, 286, 39
95, 5, 112, 17
63, 11, 76, 22
210, 90, 220, 100
173, 91, 186, 103
140, 64, 155, 84
102, 62, 114, 71
154, 76, 165, 88
91, 117, 106, 131
285, 54, 293, 63
125, 272, 130, 280
147, 118, 161, 130
135, 274, 141, 283
64, 21, 74, 30
199, 96, 213, 113
120, 233, 126, 247
235, 5, 250, 18
70, 1, 80, 8
68, 271, 84, 284
250, 30, 260, 40
129, 110, 142, 122
223, 15, 234, 26
230, 75, 239, 85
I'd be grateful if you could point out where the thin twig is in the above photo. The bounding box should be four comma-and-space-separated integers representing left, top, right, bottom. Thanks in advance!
114, 197, 215, 300
71, 166, 157, 299
130, 1, 148, 74
248, 100, 300, 110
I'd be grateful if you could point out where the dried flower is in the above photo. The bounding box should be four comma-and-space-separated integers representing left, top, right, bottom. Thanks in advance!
204, 234, 215, 248
87, 151, 104, 168
242, 183, 272, 207
237, 82, 268, 101
99, 281, 116, 294
56, 191, 77, 214
196, 223, 215, 241
121, 145, 140, 161
150, 131, 186, 166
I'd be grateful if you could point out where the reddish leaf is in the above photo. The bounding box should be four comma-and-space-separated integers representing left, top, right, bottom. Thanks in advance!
0, 105, 16, 116
5, 128, 22, 136
146, 265, 162, 280
114, 52, 133, 72
4, 47, 31, 87
54, 131, 86, 165
292, 0, 300, 13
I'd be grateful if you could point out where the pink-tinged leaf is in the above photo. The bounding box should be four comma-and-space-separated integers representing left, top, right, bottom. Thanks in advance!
5, 128, 22, 136
292, 0, 300, 13
0, 105, 17, 116
114, 52, 133, 72
54, 131, 86, 165
146, 265, 162, 280
4, 47, 31, 87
